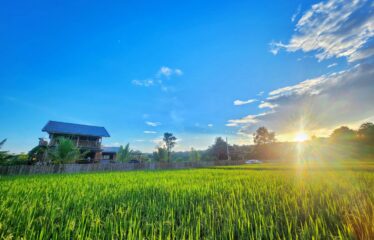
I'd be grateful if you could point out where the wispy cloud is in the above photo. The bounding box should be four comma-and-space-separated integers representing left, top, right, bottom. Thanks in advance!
144, 130, 157, 134
132, 66, 183, 90
327, 63, 338, 68
234, 0, 374, 138
233, 99, 257, 106
291, 4, 301, 22
270, 0, 374, 62
229, 64, 374, 135
207, 123, 213, 127
157, 66, 183, 77
131, 79, 154, 87
146, 121, 161, 127
226, 112, 270, 127
258, 101, 278, 109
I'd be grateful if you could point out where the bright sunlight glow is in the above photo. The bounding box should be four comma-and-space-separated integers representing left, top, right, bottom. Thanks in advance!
294, 132, 309, 142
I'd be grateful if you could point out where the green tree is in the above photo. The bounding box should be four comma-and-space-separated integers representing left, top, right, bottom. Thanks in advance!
153, 147, 168, 162
253, 127, 276, 145
206, 137, 229, 160
116, 143, 133, 162
330, 126, 356, 142
189, 148, 201, 162
252, 127, 277, 160
48, 138, 86, 164
28, 145, 48, 164
0, 139, 14, 165
163, 133, 177, 162
357, 122, 374, 144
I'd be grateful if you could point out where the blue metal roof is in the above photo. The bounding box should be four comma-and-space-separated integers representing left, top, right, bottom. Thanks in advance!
42, 121, 110, 137
102, 147, 120, 153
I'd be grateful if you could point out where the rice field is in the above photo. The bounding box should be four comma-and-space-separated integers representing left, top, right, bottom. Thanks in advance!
0, 161, 373, 239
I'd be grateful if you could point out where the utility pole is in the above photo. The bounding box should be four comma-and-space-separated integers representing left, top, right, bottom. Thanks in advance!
226, 137, 230, 161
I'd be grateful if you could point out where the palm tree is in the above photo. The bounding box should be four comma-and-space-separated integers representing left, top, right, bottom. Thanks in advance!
0, 139, 13, 165
116, 143, 133, 162
48, 138, 86, 164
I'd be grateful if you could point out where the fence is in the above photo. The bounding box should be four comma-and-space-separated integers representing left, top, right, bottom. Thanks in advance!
0, 160, 246, 176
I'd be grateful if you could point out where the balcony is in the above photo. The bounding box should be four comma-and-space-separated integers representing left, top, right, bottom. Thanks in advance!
50, 139, 101, 149
76, 140, 101, 149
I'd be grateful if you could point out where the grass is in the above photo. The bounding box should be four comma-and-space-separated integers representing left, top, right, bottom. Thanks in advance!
0, 161, 373, 239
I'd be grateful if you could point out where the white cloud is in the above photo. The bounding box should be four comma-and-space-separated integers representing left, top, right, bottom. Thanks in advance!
249, 0, 374, 140
132, 79, 154, 87
327, 63, 338, 68
151, 137, 165, 146
270, 0, 374, 62
207, 123, 213, 127
230, 63, 374, 135
146, 121, 161, 127
158, 66, 173, 77
258, 101, 278, 109
233, 99, 257, 106
257, 91, 264, 96
291, 4, 302, 22
157, 66, 183, 77
227, 112, 270, 127
144, 130, 157, 134
133, 66, 183, 90
175, 69, 183, 76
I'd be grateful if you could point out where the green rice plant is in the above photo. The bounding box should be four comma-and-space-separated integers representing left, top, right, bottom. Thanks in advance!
0, 161, 373, 239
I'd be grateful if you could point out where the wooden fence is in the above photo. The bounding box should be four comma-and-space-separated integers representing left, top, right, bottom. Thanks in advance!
0, 160, 246, 176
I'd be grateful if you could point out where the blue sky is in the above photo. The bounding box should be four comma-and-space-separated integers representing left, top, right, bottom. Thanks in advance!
1, 0, 373, 153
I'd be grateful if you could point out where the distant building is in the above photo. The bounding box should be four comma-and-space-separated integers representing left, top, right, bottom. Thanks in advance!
42, 120, 110, 162
101, 146, 120, 162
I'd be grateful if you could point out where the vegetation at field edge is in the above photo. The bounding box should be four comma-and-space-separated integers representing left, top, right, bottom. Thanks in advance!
0, 161, 373, 239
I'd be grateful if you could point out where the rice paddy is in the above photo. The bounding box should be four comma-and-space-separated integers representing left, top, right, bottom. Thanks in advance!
0, 161, 373, 239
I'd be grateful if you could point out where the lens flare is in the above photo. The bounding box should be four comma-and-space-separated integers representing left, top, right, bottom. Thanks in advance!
295, 132, 308, 142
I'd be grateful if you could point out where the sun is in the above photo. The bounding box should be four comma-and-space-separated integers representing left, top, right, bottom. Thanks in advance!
294, 132, 309, 142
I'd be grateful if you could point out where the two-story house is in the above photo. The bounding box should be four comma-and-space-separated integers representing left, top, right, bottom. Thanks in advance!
42, 121, 110, 162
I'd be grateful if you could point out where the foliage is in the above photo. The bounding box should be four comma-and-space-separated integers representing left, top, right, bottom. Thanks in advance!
131, 150, 151, 162
189, 148, 201, 162
47, 138, 85, 164
205, 137, 229, 161
152, 147, 168, 162
0, 162, 373, 239
330, 126, 356, 142
253, 127, 276, 145
163, 133, 177, 162
116, 143, 133, 162
28, 145, 48, 164
0, 139, 15, 165
358, 122, 374, 144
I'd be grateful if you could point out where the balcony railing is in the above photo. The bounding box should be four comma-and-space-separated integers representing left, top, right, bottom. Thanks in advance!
76, 140, 101, 149
50, 140, 101, 149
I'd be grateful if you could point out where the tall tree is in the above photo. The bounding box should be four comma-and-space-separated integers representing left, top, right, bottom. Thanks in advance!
253, 127, 276, 145
206, 137, 229, 160
252, 127, 276, 160
163, 133, 177, 162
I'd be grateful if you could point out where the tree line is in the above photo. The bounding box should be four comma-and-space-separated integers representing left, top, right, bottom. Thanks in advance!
1, 122, 373, 166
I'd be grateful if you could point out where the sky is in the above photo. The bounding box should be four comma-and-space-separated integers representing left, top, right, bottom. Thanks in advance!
1, 0, 373, 153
